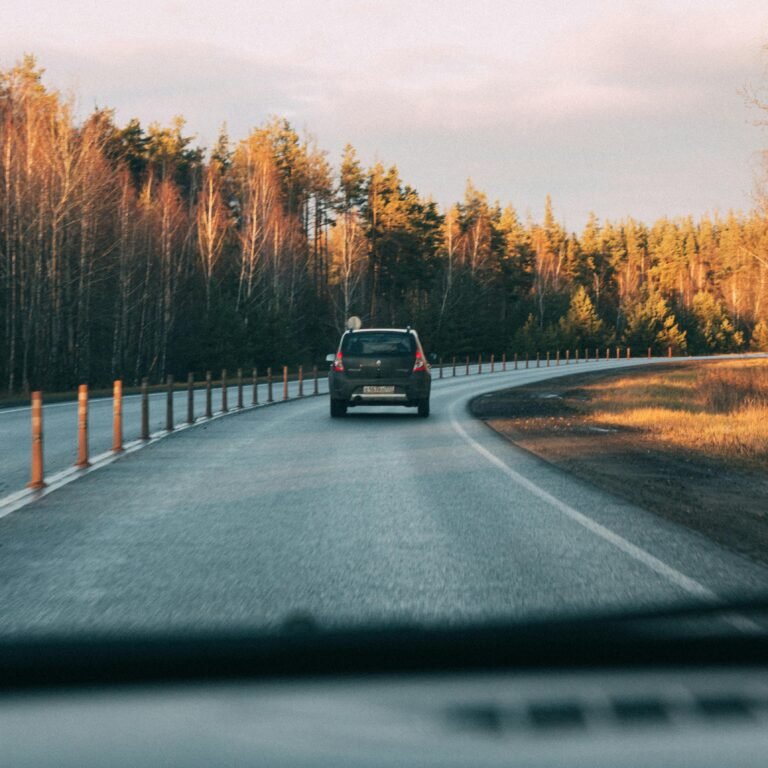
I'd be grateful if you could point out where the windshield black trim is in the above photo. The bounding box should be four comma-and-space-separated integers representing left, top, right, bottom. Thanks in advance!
2, 598, 768, 691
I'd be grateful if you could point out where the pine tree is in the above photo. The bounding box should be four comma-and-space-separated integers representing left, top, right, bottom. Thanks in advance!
338, 144, 365, 212
558, 286, 605, 349
689, 291, 744, 352
623, 293, 687, 354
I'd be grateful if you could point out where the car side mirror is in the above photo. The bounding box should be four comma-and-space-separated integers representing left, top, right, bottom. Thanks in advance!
325, 353, 336, 363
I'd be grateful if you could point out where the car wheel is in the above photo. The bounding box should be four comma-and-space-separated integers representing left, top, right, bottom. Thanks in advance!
417, 398, 430, 418
330, 399, 347, 418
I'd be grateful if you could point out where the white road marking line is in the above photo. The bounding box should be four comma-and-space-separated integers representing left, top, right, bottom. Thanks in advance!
0, 360, 653, 515
448, 398, 716, 600
451, 395, 765, 631
0, 393, 326, 519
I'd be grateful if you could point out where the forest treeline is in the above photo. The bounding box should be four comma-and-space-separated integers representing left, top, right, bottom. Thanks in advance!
2, 56, 768, 393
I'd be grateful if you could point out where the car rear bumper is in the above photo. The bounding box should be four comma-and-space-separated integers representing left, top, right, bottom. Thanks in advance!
329, 374, 431, 406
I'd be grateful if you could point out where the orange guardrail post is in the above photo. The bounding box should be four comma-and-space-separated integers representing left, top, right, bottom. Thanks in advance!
283, 366, 289, 400
237, 368, 244, 409
221, 369, 228, 413
252, 367, 259, 404
141, 378, 150, 439
75, 384, 90, 468
112, 380, 123, 452
465, 356, 470, 375
546, 351, 550, 367
267, 368, 274, 402
166, 375, 174, 431
28, 391, 45, 489
502, 352, 507, 371
298, 365, 304, 397
205, 371, 213, 418
490, 354, 495, 373
187, 372, 195, 424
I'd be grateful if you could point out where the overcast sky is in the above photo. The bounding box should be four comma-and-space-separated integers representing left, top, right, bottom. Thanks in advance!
3, 0, 768, 225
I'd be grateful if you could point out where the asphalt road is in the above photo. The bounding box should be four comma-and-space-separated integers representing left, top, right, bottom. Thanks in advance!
0, 357, 766, 635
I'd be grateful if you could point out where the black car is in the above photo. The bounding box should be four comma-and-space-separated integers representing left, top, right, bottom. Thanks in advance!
327, 327, 432, 417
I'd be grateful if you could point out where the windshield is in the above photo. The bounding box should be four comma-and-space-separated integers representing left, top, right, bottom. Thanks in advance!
1, 3, 768, 647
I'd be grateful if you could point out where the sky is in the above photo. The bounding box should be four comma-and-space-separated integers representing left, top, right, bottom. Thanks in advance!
2, 0, 768, 226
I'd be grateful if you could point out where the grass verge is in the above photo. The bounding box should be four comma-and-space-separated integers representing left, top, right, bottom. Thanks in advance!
581, 359, 768, 467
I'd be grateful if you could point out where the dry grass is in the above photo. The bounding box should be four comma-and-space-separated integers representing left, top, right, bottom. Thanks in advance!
584, 359, 768, 466
698, 365, 768, 413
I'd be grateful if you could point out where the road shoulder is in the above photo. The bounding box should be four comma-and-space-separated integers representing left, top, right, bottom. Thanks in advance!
470, 365, 768, 568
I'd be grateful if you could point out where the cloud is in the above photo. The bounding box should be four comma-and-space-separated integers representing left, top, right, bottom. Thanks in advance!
9, 4, 762, 138
310, 4, 763, 137
12, 41, 326, 144
1, 0, 764, 222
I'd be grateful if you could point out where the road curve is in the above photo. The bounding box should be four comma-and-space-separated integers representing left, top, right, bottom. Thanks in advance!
0, 358, 766, 635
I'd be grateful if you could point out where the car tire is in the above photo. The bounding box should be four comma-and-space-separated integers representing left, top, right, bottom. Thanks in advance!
417, 398, 430, 418
330, 399, 347, 418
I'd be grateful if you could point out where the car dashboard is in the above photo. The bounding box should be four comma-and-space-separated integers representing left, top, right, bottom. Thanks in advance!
5, 666, 768, 767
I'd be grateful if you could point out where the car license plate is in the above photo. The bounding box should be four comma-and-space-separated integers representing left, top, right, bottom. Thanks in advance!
363, 386, 395, 394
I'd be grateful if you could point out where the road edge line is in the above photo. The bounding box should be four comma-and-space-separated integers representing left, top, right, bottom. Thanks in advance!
448, 396, 717, 601
0, 387, 329, 520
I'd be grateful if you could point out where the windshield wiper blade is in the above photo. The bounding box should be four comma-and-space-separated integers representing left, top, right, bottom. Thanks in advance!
1, 596, 768, 691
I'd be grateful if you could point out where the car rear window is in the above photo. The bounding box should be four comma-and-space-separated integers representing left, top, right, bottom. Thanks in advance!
342, 332, 416, 357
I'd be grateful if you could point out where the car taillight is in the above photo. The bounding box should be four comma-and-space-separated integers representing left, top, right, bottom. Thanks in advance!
333, 352, 345, 372
413, 350, 426, 373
